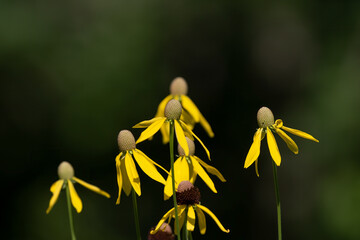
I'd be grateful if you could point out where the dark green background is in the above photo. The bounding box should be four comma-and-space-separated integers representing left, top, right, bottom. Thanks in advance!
2, 0, 360, 239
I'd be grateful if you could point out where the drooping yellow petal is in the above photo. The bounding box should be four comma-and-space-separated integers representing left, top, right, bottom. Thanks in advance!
181, 95, 201, 122
192, 157, 217, 193
275, 128, 299, 154
160, 121, 170, 144
244, 129, 262, 168
164, 157, 190, 200
135, 118, 166, 144
155, 95, 173, 117
196, 205, 230, 233
180, 120, 211, 160
121, 160, 132, 196
115, 154, 123, 204
281, 125, 319, 142
46, 179, 64, 214
178, 207, 187, 232
72, 177, 110, 198
181, 109, 196, 131
68, 180, 83, 213
187, 206, 196, 231
255, 159, 259, 177
150, 207, 175, 234
195, 207, 207, 234
199, 113, 215, 138
266, 127, 281, 166
125, 152, 141, 196
194, 156, 226, 182
133, 117, 165, 128
174, 120, 189, 156
135, 149, 170, 175
173, 205, 187, 234
132, 149, 166, 184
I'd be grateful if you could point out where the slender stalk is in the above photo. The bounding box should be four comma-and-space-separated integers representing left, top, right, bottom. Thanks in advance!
188, 231, 193, 240
169, 120, 181, 240
272, 161, 282, 240
132, 189, 142, 240
65, 184, 76, 240
182, 207, 189, 240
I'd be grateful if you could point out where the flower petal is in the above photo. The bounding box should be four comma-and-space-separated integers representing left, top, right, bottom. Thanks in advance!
195, 207, 207, 234
150, 207, 175, 234
135, 149, 169, 174
68, 180, 83, 213
160, 122, 170, 144
132, 149, 166, 184
135, 118, 166, 144
164, 157, 189, 200
133, 117, 165, 128
181, 95, 201, 122
174, 205, 187, 234
155, 95, 173, 117
275, 128, 299, 154
180, 120, 211, 160
194, 156, 226, 182
196, 205, 230, 233
192, 157, 217, 193
72, 177, 110, 198
255, 159, 259, 177
199, 114, 215, 138
125, 152, 141, 196
244, 129, 262, 168
115, 154, 122, 204
187, 206, 196, 231
175, 120, 189, 156
46, 179, 64, 214
281, 125, 319, 142
267, 128, 281, 166
121, 159, 132, 196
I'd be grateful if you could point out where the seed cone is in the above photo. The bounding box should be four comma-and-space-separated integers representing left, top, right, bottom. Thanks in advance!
178, 137, 195, 156
257, 106, 275, 128
148, 223, 175, 240
58, 161, 74, 180
170, 77, 188, 95
176, 181, 201, 205
117, 130, 136, 151
164, 99, 182, 120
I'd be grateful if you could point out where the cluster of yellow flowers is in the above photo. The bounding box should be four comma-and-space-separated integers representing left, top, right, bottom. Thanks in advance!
46, 77, 318, 240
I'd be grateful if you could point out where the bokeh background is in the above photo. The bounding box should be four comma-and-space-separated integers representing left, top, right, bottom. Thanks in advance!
1, 0, 360, 239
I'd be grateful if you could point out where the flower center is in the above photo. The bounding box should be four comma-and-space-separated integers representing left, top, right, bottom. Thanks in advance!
176, 181, 201, 205
164, 99, 182, 120
170, 77, 188, 95
178, 137, 195, 156
58, 161, 74, 179
117, 130, 136, 151
257, 106, 275, 128
148, 223, 174, 240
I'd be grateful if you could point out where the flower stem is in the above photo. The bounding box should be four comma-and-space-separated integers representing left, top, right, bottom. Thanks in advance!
272, 161, 282, 240
170, 120, 181, 240
65, 184, 76, 240
132, 189, 142, 240
182, 207, 189, 240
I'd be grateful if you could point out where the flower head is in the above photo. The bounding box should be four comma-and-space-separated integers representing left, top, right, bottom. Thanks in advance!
148, 223, 175, 240
154, 77, 214, 144
244, 106, 319, 176
164, 137, 226, 200
46, 161, 110, 214
151, 181, 230, 235
133, 99, 211, 160
115, 130, 168, 204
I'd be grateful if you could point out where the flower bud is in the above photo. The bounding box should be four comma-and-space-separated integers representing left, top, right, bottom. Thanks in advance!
148, 223, 175, 240
164, 99, 182, 120
170, 77, 188, 95
257, 106, 275, 128
58, 161, 74, 180
178, 137, 195, 156
117, 130, 136, 151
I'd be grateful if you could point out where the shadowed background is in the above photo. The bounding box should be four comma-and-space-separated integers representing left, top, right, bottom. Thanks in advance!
1, 0, 360, 239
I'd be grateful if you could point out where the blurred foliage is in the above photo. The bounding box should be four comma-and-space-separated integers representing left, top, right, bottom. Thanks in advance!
1, 0, 360, 239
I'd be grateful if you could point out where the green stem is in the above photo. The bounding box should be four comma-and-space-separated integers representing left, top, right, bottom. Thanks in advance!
65, 183, 76, 240
188, 231, 193, 240
182, 207, 189, 240
170, 120, 181, 240
272, 161, 282, 240
132, 190, 142, 240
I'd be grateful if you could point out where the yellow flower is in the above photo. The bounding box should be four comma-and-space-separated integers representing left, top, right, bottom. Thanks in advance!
151, 181, 230, 235
46, 161, 110, 214
133, 99, 210, 160
244, 107, 319, 175
154, 77, 214, 144
115, 130, 168, 204
164, 137, 226, 200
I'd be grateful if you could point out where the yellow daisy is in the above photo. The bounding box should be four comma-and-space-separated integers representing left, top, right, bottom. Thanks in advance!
151, 181, 230, 235
244, 106, 319, 175
154, 77, 214, 144
164, 137, 226, 200
46, 161, 110, 214
115, 130, 168, 204
133, 99, 210, 160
